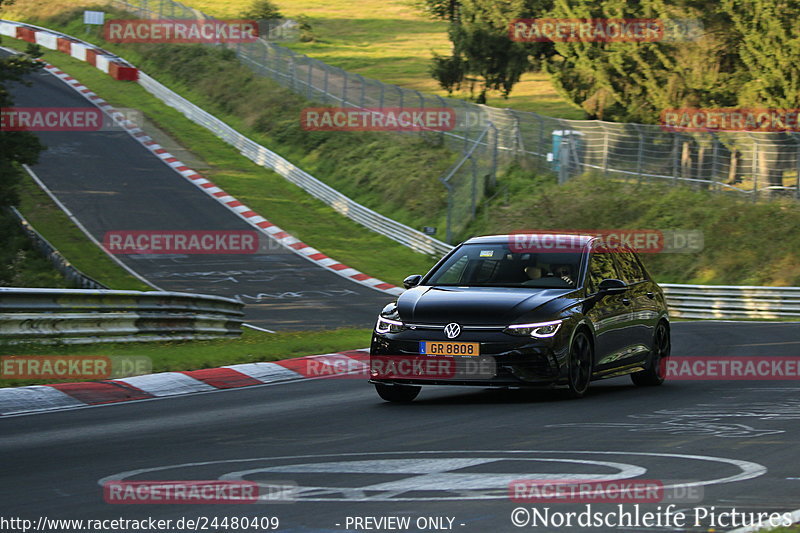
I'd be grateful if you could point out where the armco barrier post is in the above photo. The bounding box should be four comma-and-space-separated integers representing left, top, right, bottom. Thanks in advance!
109, 61, 139, 81
85, 48, 97, 66
17, 26, 36, 42
57, 37, 73, 54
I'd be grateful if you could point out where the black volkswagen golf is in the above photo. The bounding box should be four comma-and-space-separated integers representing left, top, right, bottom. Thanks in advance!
369, 233, 670, 402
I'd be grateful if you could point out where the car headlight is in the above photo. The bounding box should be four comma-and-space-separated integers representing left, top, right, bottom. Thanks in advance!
375, 316, 405, 334
504, 320, 562, 338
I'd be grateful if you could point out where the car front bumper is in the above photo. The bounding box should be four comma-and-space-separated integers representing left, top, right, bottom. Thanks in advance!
369, 329, 570, 387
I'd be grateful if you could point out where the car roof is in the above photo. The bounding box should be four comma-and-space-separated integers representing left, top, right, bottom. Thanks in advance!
463, 233, 596, 247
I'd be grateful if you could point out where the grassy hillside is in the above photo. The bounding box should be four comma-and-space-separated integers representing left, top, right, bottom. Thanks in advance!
5, 7, 800, 287
0, 210, 72, 289
2, 0, 585, 118
470, 170, 800, 286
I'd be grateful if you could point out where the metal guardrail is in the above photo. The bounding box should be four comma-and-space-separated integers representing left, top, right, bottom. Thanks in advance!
662, 284, 800, 320
7, 207, 107, 290
0, 288, 245, 344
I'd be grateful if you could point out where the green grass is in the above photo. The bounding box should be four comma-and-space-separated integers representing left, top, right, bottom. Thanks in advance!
2, 34, 440, 287
469, 169, 800, 286
16, 177, 151, 290
0, 209, 72, 289
183, 0, 586, 117
2, 0, 585, 118
0, 327, 371, 387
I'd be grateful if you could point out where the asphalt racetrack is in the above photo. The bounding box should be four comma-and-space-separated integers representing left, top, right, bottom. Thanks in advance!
1, 321, 799, 532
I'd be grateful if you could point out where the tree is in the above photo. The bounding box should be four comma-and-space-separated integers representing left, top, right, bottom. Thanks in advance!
543, 0, 747, 122
430, 52, 464, 95
240, 0, 282, 21
449, 23, 529, 102
0, 0, 45, 208
415, 0, 461, 22
424, 0, 554, 102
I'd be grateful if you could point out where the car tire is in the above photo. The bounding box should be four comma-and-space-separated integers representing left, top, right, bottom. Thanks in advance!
632, 321, 670, 387
375, 383, 421, 403
567, 331, 593, 398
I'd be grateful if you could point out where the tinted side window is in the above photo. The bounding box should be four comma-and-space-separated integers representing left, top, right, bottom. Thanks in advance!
587, 253, 618, 293
615, 251, 646, 284
435, 254, 469, 284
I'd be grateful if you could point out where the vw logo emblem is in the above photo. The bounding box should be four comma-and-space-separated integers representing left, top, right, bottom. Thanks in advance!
444, 323, 461, 339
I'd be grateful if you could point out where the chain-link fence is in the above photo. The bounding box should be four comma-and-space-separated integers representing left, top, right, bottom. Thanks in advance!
113, 0, 800, 236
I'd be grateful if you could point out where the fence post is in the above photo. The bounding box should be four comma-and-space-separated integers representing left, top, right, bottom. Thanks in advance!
322, 64, 329, 104
602, 127, 609, 177
359, 74, 367, 108
672, 134, 679, 186
490, 123, 498, 187
342, 69, 349, 106
288, 51, 296, 91
306, 58, 314, 101
537, 115, 545, 169
558, 134, 570, 184
636, 128, 644, 184
711, 136, 720, 190
795, 133, 800, 200
436, 94, 447, 145
752, 140, 759, 202
471, 156, 478, 218
440, 178, 454, 244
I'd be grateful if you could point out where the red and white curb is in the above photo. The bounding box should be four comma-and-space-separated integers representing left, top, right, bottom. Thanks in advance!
0, 350, 370, 416
38, 62, 403, 296
0, 20, 137, 80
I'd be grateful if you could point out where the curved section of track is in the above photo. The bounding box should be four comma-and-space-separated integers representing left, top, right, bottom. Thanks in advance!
7, 52, 394, 330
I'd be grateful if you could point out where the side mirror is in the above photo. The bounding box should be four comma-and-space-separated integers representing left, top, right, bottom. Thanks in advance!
403, 274, 423, 289
598, 278, 627, 295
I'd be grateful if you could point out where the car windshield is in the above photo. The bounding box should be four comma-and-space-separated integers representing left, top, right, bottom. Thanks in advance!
425, 243, 584, 289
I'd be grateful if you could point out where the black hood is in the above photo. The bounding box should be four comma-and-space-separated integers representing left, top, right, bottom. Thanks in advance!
396, 286, 574, 325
